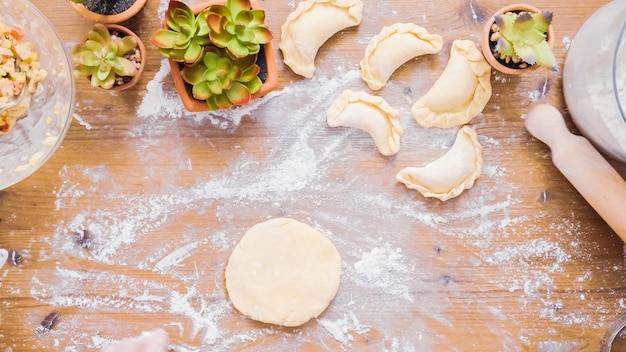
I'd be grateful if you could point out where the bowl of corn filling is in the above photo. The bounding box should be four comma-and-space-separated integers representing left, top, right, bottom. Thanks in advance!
0, 0, 75, 190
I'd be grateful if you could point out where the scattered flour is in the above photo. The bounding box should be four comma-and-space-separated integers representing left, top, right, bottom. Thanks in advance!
72, 113, 93, 130
562, 36, 571, 51
13, 1, 622, 351
351, 244, 416, 302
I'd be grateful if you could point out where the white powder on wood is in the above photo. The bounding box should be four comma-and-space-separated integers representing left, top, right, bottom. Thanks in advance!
20, 3, 623, 349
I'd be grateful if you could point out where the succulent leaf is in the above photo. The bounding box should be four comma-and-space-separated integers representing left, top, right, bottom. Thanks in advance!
521, 39, 558, 71
192, 81, 210, 100
151, 29, 183, 48
96, 65, 110, 81
89, 24, 110, 44
118, 36, 138, 55
208, 79, 224, 95
183, 41, 204, 65
180, 62, 205, 85
227, 38, 250, 58
73, 64, 95, 77
532, 11, 552, 34
228, 0, 251, 16
226, 81, 252, 105
110, 56, 135, 76
240, 64, 260, 82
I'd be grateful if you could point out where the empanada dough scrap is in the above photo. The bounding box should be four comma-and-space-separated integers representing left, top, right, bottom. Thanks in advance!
225, 218, 342, 327
360, 23, 443, 90
396, 125, 482, 201
411, 39, 492, 128
279, 0, 363, 78
327, 89, 402, 156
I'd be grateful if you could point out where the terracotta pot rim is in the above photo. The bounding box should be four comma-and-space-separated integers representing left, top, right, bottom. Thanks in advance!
480, 3, 555, 75
165, 0, 279, 112
69, 0, 148, 24
82, 24, 146, 91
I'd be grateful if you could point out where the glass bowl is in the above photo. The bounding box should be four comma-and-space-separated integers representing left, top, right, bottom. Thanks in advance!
0, 0, 75, 190
563, 0, 626, 162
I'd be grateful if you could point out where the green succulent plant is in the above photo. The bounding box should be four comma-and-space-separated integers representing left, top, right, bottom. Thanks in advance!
151, 1, 212, 65
491, 10, 557, 71
205, 0, 273, 58
152, 0, 274, 110
180, 46, 262, 110
72, 23, 138, 89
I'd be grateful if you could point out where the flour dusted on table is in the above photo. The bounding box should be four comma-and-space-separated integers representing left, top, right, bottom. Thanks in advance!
99, 328, 169, 352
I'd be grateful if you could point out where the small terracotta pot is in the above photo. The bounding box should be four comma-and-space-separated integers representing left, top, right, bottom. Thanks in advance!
165, 0, 279, 112
481, 4, 555, 75
81, 24, 146, 91
108, 24, 146, 91
69, 0, 147, 24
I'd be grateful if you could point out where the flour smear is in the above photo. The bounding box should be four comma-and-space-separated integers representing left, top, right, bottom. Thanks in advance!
20, 1, 626, 351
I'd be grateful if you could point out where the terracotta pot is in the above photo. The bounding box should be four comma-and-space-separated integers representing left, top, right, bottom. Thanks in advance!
165, 0, 279, 112
480, 4, 555, 75
109, 24, 146, 91
81, 24, 146, 91
69, 0, 147, 24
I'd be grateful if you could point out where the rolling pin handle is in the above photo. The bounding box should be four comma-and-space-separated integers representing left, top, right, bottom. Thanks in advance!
525, 104, 626, 241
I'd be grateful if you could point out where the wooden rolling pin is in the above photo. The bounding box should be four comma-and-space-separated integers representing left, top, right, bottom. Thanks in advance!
525, 104, 626, 242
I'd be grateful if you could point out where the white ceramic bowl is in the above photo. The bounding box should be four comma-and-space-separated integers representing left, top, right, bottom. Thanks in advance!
563, 0, 626, 162
0, 0, 75, 190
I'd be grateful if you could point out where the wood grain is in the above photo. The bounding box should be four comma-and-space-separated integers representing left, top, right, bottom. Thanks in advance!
1, 0, 626, 351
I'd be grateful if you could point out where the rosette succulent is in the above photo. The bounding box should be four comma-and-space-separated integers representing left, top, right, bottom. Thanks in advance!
151, 1, 212, 65
205, 0, 273, 58
491, 10, 557, 71
181, 46, 262, 110
72, 23, 138, 89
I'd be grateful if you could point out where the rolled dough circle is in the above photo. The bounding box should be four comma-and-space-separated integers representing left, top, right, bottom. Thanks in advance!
225, 217, 342, 327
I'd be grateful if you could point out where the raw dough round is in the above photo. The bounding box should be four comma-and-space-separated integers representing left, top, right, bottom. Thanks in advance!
225, 217, 342, 327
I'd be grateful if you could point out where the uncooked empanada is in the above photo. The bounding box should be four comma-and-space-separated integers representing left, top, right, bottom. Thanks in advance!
411, 40, 491, 128
396, 125, 482, 201
360, 23, 443, 90
280, 0, 363, 78
327, 89, 402, 156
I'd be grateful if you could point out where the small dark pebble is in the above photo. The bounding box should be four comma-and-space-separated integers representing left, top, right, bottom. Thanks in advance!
255, 45, 268, 83
74, 229, 93, 248
538, 190, 552, 203
9, 250, 22, 265
439, 274, 453, 285
35, 311, 60, 335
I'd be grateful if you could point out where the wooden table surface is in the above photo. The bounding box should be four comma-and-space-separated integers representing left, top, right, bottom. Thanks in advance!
2, 0, 626, 350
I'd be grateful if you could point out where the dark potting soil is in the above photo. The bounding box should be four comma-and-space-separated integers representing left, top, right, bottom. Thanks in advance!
82, 0, 135, 15
255, 46, 268, 83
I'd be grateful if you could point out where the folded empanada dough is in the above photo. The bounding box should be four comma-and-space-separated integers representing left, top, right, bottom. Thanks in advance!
412, 40, 492, 128
279, 0, 363, 78
360, 23, 443, 90
327, 89, 402, 156
396, 125, 482, 201
225, 218, 342, 327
